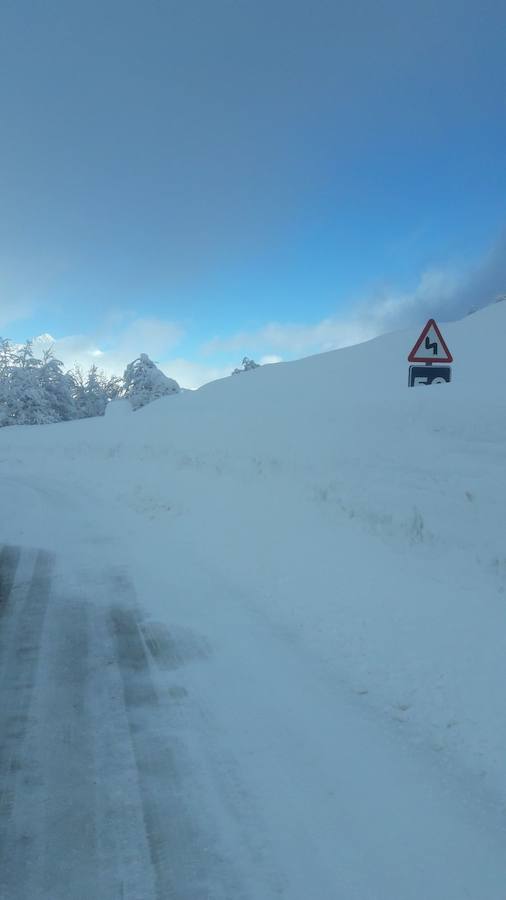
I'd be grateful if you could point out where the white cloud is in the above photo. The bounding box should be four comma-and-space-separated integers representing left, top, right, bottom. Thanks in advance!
114, 318, 184, 358
259, 354, 283, 365
202, 237, 506, 362
160, 358, 232, 391
31, 317, 184, 377
202, 315, 376, 358
29, 318, 231, 391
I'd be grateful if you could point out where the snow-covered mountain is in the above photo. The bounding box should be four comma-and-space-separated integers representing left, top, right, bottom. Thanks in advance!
1, 302, 506, 898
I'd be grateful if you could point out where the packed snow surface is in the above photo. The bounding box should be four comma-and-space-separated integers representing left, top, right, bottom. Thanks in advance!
1, 303, 506, 898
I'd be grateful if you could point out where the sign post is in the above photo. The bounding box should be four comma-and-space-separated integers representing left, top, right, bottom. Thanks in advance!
408, 319, 453, 386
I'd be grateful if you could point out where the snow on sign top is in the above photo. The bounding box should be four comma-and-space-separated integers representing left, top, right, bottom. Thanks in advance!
408, 319, 453, 364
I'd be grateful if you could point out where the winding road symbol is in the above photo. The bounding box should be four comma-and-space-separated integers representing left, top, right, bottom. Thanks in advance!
424, 336, 438, 356
408, 319, 453, 363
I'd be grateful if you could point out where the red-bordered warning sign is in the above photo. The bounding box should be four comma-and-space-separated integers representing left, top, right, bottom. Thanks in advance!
408, 319, 453, 363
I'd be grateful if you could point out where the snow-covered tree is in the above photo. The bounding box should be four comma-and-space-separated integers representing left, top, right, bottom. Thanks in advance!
103, 372, 123, 401
0, 338, 13, 424
123, 354, 180, 410
0, 339, 181, 426
68, 364, 122, 419
232, 357, 260, 375
0, 341, 77, 426
0, 363, 54, 426
39, 348, 76, 422
12, 339, 39, 370
0, 338, 13, 375
0, 340, 44, 425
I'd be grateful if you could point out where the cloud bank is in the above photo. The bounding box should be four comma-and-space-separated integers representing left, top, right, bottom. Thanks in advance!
203, 233, 506, 361
30, 318, 230, 392
13, 233, 506, 391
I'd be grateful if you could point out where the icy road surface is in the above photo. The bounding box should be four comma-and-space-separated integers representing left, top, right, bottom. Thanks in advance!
1, 543, 506, 900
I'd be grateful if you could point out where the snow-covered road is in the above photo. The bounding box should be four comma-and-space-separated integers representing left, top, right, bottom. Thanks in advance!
0, 544, 243, 899
2, 305, 506, 897
2, 539, 506, 900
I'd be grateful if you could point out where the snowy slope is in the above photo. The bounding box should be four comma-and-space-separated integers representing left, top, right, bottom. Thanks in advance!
1, 303, 506, 898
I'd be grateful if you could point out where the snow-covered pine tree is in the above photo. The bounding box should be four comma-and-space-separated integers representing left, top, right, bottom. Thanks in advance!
0, 338, 13, 375
68, 365, 123, 419
12, 339, 38, 370
232, 357, 260, 375
0, 341, 77, 426
122, 354, 180, 410
0, 362, 53, 426
0, 338, 13, 424
67, 365, 87, 416
39, 348, 77, 422
0, 341, 51, 425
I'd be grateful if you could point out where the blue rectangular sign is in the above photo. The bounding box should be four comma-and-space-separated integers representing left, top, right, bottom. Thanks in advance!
408, 365, 452, 386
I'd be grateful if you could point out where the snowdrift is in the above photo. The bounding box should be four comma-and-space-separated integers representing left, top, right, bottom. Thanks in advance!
1, 302, 506, 806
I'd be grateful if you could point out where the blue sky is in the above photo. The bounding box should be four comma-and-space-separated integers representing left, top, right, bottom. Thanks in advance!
0, 0, 505, 387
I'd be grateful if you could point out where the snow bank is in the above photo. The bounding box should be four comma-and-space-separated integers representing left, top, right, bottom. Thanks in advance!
105, 398, 133, 419
1, 303, 506, 804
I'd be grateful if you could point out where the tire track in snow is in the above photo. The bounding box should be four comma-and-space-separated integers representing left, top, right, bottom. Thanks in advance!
0, 548, 52, 775
0, 549, 243, 899
108, 571, 235, 900
37, 596, 98, 898
0, 545, 20, 615
0, 548, 53, 900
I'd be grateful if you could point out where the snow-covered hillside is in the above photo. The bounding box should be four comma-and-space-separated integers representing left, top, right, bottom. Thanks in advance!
1, 303, 506, 899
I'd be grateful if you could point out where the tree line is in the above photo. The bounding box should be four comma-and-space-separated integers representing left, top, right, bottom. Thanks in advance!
0, 339, 180, 427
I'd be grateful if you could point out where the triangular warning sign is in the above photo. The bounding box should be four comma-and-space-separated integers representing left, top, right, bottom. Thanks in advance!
408, 319, 453, 363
